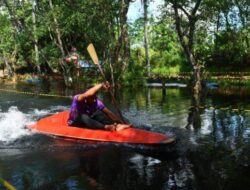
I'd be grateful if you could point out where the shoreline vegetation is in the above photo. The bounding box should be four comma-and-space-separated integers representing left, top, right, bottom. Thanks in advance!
1, 71, 250, 87
1, 1, 249, 93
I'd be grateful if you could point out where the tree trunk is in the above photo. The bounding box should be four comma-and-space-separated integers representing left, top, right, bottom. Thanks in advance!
48, 0, 72, 87
187, 50, 202, 92
193, 65, 202, 92
3, 55, 14, 78
31, 0, 40, 73
143, 0, 151, 77
48, 0, 65, 58
235, 0, 250, 49
2, 0, 23, 31
172, 1, 202, 93
111, 0, 131, 84
109, 61, 115, 87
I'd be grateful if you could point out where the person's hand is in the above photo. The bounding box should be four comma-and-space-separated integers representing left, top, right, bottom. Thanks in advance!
102, 81, 110, 91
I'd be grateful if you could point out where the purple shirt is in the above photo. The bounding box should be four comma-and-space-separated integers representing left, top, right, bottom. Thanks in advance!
68, 95, 105, 125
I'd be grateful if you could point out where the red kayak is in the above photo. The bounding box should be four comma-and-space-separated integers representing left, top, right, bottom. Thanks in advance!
27, 111, 175, 145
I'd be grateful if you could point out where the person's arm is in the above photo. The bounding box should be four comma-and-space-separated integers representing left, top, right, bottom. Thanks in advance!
102, 107, 123, 123
77, 82, 110, 102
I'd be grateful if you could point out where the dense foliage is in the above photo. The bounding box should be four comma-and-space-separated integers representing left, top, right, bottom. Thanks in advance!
0, 0, 249, 87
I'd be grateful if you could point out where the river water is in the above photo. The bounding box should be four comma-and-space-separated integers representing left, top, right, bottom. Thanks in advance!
0, 82, 250, 190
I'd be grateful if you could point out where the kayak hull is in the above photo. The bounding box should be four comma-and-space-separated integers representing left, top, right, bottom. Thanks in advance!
27, 111, 175, 145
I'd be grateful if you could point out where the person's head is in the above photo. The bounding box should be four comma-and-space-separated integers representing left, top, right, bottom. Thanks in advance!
85, 85, 97, 104
85, 95, 97, 104
70, 47, 77, 52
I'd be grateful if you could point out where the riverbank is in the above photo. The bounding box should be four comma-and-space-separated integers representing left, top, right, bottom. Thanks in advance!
0, 73, 59, 84
1, 72, 250, 87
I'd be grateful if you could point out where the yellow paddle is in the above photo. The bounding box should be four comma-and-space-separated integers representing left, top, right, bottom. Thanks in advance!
87, 43, 126, 124
0, 177, 16, 190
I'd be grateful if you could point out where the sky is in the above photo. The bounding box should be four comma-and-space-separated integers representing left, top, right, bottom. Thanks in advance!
127, 0, 164, 22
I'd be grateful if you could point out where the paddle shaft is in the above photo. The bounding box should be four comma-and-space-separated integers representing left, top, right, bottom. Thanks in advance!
87, 43, 126, 124
97, 64, 127, 124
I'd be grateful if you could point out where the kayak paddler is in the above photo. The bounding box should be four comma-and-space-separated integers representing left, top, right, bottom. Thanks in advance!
67, 82, 132, 131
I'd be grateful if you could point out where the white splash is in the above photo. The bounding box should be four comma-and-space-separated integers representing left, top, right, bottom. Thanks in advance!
29, 105, 68, 117
31, 108, 50, 116
147, 157, 161, 166
0, 106, 31, 142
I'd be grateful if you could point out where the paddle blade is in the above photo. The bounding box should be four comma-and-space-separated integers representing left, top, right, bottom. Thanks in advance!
87, 43, 99, 65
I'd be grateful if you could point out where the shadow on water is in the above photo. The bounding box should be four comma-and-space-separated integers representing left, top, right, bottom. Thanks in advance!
0, 135, 180, 190
1, 83, 250, 189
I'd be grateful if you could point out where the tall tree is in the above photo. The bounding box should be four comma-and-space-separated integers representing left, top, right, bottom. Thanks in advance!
1, 0, 22, 78
31, 0, 40, 73
165, 0, 203, 92
48, 0, 73, 87
206, 0, 250, 68
111, 0, 132, 85
2, 0, 23, 32
0, 14, 14, 78
142, 0, 151, 77
234, 0, 250, 49
48, 0, 65, 58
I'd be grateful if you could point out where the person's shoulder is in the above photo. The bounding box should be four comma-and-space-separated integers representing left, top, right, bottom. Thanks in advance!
73, 94, 80, 101
96, 98, 105, 107
96, 98, 104, 103
73, 94, 79, 98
